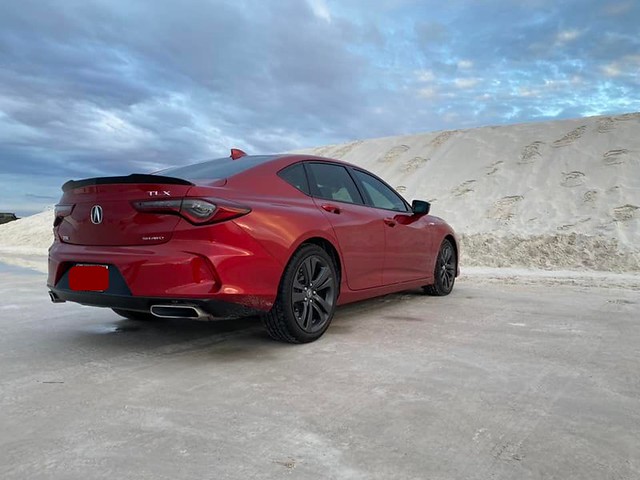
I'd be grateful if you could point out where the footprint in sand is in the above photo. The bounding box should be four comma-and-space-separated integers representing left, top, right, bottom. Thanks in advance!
395, 185, 407, 193
613, 204, 639, 222
583, 190, 598, 204
488, 195, 524, 222
401, 156, 429, 172
557, 217, 591, 231
561, 171, 585, 187
518, 141, 545, 164
552, 126, 587, 148
378, 144, 410, 163
486, 160, 503, 175
331, 140, 363, 159
430, 130, 457, 148
614, 112, 640, 121
607, 299, 636, 305
596, 117, 616, 134
452, 180, 476, 197
602, 149, 629, 166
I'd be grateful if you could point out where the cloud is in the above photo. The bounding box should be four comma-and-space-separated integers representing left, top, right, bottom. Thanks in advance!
454, 78, 481, 89
556, 29, 581, 43
307, 0, 332, 22
415, 70, 436, 82
0, 0, 639, 216
417, 87, 438, 99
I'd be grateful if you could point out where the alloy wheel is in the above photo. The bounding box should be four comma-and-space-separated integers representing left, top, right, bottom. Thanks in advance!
438, 242, 456, 292
291, 255, 335, 333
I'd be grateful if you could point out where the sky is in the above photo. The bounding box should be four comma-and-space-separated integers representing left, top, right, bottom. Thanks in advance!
0, 0, 639, 216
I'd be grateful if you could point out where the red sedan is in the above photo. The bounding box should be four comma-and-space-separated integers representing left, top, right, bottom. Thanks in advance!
48, 150, 459, 343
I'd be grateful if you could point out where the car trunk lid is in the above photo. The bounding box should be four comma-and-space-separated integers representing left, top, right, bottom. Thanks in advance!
56, 175, 194, 246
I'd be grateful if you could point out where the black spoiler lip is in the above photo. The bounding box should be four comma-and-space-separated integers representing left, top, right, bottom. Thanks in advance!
62, 174, 194, 192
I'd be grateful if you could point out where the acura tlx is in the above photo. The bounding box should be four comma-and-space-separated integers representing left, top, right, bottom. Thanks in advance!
48, 149, 459, 343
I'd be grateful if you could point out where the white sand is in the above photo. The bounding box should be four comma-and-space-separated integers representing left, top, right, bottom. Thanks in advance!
297, 112, 640, 272
1, 112, 639, 274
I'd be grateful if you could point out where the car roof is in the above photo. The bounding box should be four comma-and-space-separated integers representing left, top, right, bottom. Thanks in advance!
156, 153, 356, 182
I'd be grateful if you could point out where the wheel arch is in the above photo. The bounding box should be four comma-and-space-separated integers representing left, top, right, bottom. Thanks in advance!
296, 237, 342, 288
296, 236, 343, 295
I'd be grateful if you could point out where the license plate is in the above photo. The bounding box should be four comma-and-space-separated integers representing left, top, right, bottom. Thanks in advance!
69, 264, 109, 291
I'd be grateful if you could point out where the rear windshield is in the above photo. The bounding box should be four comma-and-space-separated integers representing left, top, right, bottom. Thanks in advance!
156, 155, 276, 180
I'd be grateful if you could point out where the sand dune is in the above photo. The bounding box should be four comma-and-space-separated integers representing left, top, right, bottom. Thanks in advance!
1, 113, 639, 272
295, 113, 640, 271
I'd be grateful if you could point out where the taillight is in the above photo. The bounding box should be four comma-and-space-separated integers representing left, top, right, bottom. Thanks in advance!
132, 199, 182, 215
182, 199, 217, 223
132, 198, 250, 225
53, 204, 74, 227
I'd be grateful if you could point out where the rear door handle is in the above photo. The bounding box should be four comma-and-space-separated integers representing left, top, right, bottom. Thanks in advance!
321, 204, 341, 214
384, 218, 396, 227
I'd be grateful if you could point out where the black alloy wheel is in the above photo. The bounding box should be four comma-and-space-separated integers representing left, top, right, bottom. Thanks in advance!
263, 244, 338, 343
424, 239, 456, 296
291, 254, 336, 333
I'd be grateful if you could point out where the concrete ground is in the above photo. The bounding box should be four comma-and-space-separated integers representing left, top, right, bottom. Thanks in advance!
0, 263, 639, 480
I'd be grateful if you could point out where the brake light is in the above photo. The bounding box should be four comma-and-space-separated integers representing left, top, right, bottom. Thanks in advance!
53, 204, 74, 227
132, 198, 250, 225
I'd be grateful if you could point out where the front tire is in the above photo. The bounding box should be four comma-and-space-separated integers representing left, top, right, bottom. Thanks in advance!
424, 239, 456, 296
263, 244, 338, 343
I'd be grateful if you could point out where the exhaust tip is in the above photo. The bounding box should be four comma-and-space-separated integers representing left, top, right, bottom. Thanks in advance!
49, 291, 65, 303
150, 305, 208, 319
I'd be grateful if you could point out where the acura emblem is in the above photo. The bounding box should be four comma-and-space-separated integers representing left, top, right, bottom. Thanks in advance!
90, 205, 103, 224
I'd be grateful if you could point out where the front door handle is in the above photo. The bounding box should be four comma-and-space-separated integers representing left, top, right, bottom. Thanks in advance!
384, 218, 396, 227
321, 204, 341, 214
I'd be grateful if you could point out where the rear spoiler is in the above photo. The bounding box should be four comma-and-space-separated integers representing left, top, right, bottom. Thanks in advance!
62, 174, 194, 192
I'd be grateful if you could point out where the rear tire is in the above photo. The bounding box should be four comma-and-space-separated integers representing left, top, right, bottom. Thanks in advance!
263, 244, 338, 343
112, 308, 157, 321
424, 239, 456, 296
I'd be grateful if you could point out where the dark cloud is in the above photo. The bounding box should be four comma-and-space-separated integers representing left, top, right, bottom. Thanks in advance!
0, 0, 638, 215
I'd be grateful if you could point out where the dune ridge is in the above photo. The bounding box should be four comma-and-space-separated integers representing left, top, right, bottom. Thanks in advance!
1, 112, 639, 273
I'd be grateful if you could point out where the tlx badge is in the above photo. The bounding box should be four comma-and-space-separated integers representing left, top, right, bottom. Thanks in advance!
148, 191, 171, 197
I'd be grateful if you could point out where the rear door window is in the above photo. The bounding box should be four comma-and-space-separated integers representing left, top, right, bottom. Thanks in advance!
278, 163, 310, 195
306, 163, 364, 205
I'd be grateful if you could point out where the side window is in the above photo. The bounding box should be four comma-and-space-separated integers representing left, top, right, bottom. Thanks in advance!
278, 163, 310, 195
353, 170, 409, 212
306, 163, 364, 205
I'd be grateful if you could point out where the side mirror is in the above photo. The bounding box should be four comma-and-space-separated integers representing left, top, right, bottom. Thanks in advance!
412, 200, 430, 215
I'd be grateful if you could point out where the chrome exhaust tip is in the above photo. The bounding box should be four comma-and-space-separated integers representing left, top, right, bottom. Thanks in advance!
150, 304, 209, 320
49, 291, 65, 303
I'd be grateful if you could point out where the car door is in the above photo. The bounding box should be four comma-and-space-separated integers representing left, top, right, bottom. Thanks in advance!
305, 162, 385, 290
350, 168, 433, 285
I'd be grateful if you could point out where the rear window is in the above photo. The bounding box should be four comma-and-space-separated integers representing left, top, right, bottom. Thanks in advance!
157, 155, 276, 180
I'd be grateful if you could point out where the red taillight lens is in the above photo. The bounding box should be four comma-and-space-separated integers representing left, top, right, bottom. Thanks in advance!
132, 198, 250, 225
181, 198, 217, 223
53, 204, 74, 226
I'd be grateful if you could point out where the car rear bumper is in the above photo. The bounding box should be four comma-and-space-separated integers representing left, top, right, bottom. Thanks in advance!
47, 226, 284, 314
48, 287, 263, 319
